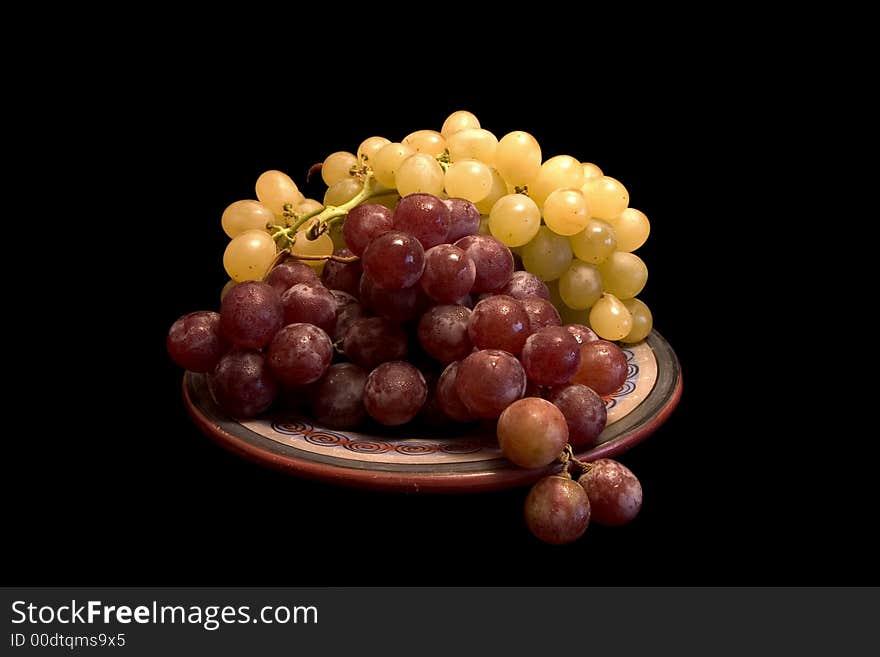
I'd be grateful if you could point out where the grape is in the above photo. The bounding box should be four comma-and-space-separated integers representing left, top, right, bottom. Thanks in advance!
468, 295, 530, 354
598, 252, 648, 299
474, 168, 509, 215
267, 323, 333, 387
392, 193, 451, 249
495, 130, 542, 187
223, 229, 277, 282
363, 361, 427, 426
417, 373, 452, 429
607, 207, 650, 252
396, 153, 445, 197
580, 176, 629, 220
542, 188, 591, 236
589, 293, 633, 341
255, 170, 304, 215
498, 397, 569, 468
321, 151, 358, 186
324, 177, 362, 206
529, 155, 585, 206
570, 339, 628, 395
281, 282, 337, 334
444, 198, 481, 242
331, 293, 366, 342
578, 459, 642, 526
547, 384, 607, 448
402, 129, 447, 156
343, 203, 394, 257
167, 311, 226, 373
444, 159, 493, 202
435, 361, 474, 422
321, 248, 363, 296
565, 324, 599, 345
420, 244, 476, 303
568, 219, 617, 264
266, 260, 320, 294
521, 326, 580, 386
357, 136, 391, 166
362, 230, 425, 290
417, 304, 473, 363
211, 349, 278, 418
488, 193, 541, 247
524, 475, 590, 545
446, 128, 498, 164
501, 270, 550, 300
294, 199, 323, 218
220, 280, 283, 349
289, 225, 334, 272
455, 349, 526, 419
220, 279, 237, 301
454, 235, 514, 293
520, 226, 572, 281
559, 260, 603, 310
310, 362, 367, 429
221, 200, 274, 238
372, 142, 415, 188
343, 317, 408, 370
521, 297, 562, 332
359, 273, 427, 322
621, 298, 653, 343
440, 110, 480, 138
581, 162, 603, 180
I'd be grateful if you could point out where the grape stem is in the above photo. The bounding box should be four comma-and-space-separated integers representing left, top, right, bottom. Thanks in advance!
557, 444, 592, 477
272, 172, 380, 245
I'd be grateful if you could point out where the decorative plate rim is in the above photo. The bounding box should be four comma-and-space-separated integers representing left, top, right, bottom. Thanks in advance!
182, 330, 682, 493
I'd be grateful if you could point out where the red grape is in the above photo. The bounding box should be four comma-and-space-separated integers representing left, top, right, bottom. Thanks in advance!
468, 294, 530, 354
332, 294, 366, 342
343, 317, 408, 370
578, 459, 642, 526
417, 305, 473, 363
443, 197, 481, 242
570, 340, 628, 396
420, 244, 476, 303
521, 326, 580, 386
266, 261, 320, 294
359, 274, 427, 322
362, 230, 425, 290
220, 280, 283, 349
343, 203, 393, 257
363, 361, 428, 426
211, 349, 278, 418
281, 282, 337, 335
454, 234, 514, 293
435, 361, 474, 422
501, 270, 550, 300
455, 349, 526, 419
392, 193, 451, 249
267, 323, 334, 386
497, 397, 569, 468
521, 297, 561, 333
524, 475, 591, 545
547, 384, 607, 448
310, 362, 368, 429
321, 248, 362, 296
566, 324, 599, 345
167, 311, 226, 372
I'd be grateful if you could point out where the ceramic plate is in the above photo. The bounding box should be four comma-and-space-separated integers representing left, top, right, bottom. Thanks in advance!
183, 330, 681, 493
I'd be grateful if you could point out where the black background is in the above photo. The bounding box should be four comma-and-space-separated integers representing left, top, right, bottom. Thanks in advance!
6, 62, 874, 587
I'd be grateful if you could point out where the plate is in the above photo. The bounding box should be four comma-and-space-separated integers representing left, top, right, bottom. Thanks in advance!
183, 330, 681, 493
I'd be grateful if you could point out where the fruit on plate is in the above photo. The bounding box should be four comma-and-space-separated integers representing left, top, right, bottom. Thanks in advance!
168, 110, 654, 544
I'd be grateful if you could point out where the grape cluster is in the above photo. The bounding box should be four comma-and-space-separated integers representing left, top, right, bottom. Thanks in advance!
169, 109, 654, 544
